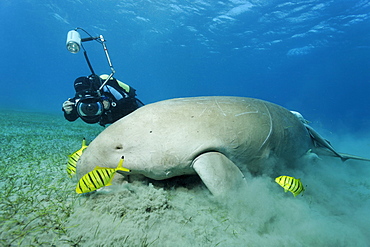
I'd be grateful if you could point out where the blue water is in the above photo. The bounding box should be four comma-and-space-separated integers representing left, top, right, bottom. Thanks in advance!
1, 0, 369, 132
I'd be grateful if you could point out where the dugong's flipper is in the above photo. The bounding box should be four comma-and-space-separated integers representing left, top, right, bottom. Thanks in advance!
192, 152, 247, 198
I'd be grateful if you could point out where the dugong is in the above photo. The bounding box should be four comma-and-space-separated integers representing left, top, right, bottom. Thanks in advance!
76, 96, 369, 197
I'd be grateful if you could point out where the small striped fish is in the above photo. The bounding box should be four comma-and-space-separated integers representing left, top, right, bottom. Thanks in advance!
275, 175, 305, 197
76, 156, 130, 194
67, 138, 88, 178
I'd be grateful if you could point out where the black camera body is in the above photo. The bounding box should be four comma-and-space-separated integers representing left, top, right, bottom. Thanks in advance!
72, 75, 110, 124
74, 89, 105, 124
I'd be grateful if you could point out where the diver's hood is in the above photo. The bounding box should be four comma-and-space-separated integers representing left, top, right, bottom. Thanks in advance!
74, 74, 102, 94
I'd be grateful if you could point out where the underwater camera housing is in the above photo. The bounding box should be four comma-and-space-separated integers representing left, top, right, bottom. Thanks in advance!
75, 93, 104, 124
74, 75, 105, 124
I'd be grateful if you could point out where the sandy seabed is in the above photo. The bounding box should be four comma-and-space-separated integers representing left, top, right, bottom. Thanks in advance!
1, 110, 370, 246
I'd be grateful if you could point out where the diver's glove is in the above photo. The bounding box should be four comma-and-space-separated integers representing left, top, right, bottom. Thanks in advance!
63, 100, 75, 114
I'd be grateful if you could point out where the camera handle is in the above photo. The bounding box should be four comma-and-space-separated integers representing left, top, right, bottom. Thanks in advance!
98, 35, 115, 91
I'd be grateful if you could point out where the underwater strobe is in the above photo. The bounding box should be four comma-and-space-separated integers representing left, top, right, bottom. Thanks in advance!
65, 27, 116, 90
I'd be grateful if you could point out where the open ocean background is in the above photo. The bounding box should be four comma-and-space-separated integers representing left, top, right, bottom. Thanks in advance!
1, 0, 370, 132
1, 1, 370, 246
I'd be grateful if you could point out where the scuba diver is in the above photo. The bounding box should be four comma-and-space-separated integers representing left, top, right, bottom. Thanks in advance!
62, 74, 144, 127
63, 28, 144, 126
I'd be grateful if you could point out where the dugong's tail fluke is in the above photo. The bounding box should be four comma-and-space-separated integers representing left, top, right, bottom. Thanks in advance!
313, 148, 370, 162
304, 124, 370, 162
337, 153, 370, 162
304, 124, 344, 158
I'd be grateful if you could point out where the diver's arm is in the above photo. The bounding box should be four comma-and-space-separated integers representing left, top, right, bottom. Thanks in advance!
62, 99, 79, 122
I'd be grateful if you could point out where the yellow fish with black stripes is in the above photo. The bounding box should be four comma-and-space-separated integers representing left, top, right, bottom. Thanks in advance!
67, 138, 88, 178
275, 175, 305, 197
76, 156, 130, 194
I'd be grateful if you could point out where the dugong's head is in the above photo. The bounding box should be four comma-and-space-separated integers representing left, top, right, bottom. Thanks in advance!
75, 108, 149, 179
75, 104, 195, 181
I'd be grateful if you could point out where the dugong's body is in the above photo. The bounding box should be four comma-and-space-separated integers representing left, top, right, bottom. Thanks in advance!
77, 97, 316, 196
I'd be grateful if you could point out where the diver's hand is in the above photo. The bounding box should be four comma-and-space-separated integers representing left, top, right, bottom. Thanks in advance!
63, 100, 75, 114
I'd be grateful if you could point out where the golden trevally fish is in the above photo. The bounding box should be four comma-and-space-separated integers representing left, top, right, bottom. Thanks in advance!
67, 138, 88, 178
76, 156, 130, 194
275, 175, 305, 197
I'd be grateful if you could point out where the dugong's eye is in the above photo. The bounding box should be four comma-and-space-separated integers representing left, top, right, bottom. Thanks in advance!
115, 144, 123, 150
